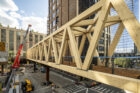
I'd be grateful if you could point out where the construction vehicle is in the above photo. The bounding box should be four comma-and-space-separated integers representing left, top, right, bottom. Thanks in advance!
5, 25, 32, 93
21, 79, 34, 93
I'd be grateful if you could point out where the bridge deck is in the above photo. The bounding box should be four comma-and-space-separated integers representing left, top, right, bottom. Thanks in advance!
27, 0, 140, 92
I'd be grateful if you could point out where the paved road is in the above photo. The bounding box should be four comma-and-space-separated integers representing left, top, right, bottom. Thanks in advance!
19, 67, 51, 93
19, 66, 126, 93
19, 66, 73, 93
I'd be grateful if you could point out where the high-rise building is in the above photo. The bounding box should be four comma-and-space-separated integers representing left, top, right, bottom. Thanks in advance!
47, 0, 78, 34
134, 0, 140, 55
47, 0, 100, 34
47, 0, 110, 58
112, 0, 138, 57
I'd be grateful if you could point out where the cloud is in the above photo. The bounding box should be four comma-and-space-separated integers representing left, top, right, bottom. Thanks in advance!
0, 10, 19, 27
0, 0, 47, 34
21, 17, 47, 34
9, 11, 21, 18
31, 12, 35, 16
0, 0, 19, 27
0, 0, 18, 11
20, 10, 25, 14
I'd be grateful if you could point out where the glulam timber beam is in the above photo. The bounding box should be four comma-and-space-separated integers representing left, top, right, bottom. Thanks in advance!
27, 59, 140, 93
73, 16, 120, 27
27, 0, 140, 92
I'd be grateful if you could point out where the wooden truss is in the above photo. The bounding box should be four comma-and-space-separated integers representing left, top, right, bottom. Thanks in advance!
27, 0, 140, 92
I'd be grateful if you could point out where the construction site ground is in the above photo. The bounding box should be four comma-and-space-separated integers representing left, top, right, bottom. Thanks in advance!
62, 61, 140, 79
19, 66, 72, 93
16, 65, 127, 93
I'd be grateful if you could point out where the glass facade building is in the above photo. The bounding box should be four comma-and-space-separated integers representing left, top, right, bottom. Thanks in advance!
111, 0, 135, 55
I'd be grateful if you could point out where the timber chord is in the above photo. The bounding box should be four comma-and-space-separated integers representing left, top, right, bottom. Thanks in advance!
27, 0, 140, 92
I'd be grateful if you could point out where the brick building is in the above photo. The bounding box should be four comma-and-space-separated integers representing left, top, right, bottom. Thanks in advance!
47, 0, 111, 58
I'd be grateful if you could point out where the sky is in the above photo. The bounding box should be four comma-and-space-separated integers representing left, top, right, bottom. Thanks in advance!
0, 0, 48, 34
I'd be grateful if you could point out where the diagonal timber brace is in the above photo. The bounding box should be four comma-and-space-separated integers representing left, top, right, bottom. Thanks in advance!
27, 0, 140, 92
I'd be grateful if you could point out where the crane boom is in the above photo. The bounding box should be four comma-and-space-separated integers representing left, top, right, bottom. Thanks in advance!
12, 25, 32, 68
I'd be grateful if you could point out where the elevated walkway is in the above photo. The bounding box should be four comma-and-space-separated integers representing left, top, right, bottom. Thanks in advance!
27, 0, 140, 92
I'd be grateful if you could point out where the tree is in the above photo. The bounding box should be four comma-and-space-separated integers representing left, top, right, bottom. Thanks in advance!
31, 30, 34, 32
0, 23, 2, 27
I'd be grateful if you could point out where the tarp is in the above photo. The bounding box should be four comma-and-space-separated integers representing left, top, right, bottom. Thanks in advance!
0, 42, 8, 63
0, 42, 5, 51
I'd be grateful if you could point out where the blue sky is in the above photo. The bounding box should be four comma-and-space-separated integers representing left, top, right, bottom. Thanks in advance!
0, 0, 48, 34
14, 0, 48, 17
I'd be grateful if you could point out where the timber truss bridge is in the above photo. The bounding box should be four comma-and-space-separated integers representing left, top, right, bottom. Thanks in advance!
27, 0, 140, 92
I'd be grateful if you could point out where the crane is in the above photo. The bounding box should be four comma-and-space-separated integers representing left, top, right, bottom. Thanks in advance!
12, 24, 32, 68
5, 25, 32, 93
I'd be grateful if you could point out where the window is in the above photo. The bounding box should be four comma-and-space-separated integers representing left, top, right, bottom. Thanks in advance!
99, 39, 104, 44
56, 16, 59, 24
35, 35, 38, 43
99, 46, 104, 51
53, 0, 55, 3
105, 27, 108, 31
57, 26, 59, 30
40, 36, 43, 41
56, 9, 59, 14
53, 5, 55, 10
102, 33, 104, 37
53, 28, 55, 32
106, 34, 108, 38
16, 32, 21, 50
57, 0, 59, 5
89, 0, 95, 7
29, 33, 33, 48
1, 29, 6, 42
23, 32, 26, 51
49, 10, 51, 15
9, 31, 14, 51
53, 20, 56, 27
52, 12, 56, 18
50, 24, 52, 29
